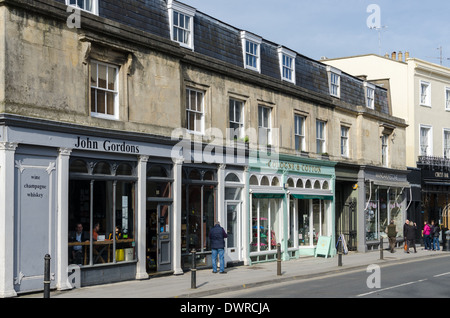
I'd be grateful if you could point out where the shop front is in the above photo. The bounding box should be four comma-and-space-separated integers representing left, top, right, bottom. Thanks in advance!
358, 166, 410, 252
0, 119, 183, 296
247, 153, 336, 264
417, 156, 450, 231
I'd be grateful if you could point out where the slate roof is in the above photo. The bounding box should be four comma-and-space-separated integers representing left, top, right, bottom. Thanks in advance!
56, 0, 390, 114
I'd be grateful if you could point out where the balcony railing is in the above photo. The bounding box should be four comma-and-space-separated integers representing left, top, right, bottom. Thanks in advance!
417, 155, 450, 170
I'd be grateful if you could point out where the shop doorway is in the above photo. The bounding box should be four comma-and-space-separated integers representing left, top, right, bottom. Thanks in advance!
146, 202, 172, 273
226, 202, 241, 262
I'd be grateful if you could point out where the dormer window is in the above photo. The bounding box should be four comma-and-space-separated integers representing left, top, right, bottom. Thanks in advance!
241, 31, 262, 73
364, 82, 375, 109
278, 47, 296, 84
326, 66, 341, 98
167, 0, 196, 50
66, 0, 98, 15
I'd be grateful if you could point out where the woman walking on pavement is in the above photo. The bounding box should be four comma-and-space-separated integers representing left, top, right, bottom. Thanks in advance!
423, 221, 432, 251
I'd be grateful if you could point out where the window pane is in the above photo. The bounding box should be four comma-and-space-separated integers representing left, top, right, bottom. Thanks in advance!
229, 101, 235, 122
108, 67, 116, 91
97, 90, 106, 114
106, 92, 115, 115
91, 63, 97, 86
98, 64, 107, 89
173, 11, 178, 26
91, 88, 96, 112
235, 102, 241, 123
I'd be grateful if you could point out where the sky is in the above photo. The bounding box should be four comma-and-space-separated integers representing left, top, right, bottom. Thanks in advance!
183, 0, 450, 66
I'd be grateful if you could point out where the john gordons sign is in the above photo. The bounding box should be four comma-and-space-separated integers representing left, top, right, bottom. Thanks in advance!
74, 136, 140, 154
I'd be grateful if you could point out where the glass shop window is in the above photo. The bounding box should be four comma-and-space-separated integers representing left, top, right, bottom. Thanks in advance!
68, 158, 137, 266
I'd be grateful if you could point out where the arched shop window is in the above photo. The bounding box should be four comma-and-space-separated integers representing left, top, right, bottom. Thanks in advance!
68, 158, 137, 266
181, 167, 218, 268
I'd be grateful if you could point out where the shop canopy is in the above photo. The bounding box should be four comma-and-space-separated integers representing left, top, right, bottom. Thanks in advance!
252, 193, 285, 199
290, 193, 334, 200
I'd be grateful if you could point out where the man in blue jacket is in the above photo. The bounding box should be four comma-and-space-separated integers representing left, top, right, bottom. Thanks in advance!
209, 221, 228, 274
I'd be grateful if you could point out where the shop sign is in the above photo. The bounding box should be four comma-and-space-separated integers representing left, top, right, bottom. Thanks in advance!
375, 173, 399, 182
435, 172, 449, 178
74, 136, 140, 154
267, 160, 321, 174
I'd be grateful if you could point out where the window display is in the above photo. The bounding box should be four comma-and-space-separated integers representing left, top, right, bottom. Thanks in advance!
251, 198, 280, 252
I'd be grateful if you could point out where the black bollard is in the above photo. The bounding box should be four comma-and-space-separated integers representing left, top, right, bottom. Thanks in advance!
191, 249, 197, 289
379, 238, 384, 260
338, 239, 343, 267
44, 254, 51, 298
277, 243, 282, 276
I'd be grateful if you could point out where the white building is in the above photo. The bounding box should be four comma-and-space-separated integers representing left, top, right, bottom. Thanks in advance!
322, 52, 450, 230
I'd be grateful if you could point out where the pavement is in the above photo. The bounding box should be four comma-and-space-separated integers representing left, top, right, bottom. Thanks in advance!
20, 246, 450, 299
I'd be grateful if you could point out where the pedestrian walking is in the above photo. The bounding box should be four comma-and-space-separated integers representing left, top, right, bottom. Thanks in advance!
387, 220, 397, 253
423, 221, 431, 250
209, 221, 228, 274
431, 220, 440, 251
405, 221, 417, 253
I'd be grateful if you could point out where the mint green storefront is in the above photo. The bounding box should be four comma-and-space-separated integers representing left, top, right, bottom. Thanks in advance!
247, 153, 337, 264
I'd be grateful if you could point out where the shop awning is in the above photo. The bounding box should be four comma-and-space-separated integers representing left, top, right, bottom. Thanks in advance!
367, 179, 410, 188
252, 193, 285, 199
290, 194, 334, 200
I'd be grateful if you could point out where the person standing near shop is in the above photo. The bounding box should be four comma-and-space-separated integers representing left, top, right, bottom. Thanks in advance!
387, 220, 397, 253
431, 220, 440, 251
209, 221, 228, 274
403, 219, 409, 252
406, 221, 417, 254
423, 221, 431, 251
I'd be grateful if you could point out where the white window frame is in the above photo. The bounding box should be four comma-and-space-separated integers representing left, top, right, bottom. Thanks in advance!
420, 80, 431, 107
316, 120, 326, 154
241, 31, 262, 73
381, 134, 389, 167
167, 0, 196, 50
294, 114, 305, 152
419, 124, 433, 156
340, 126, 349, 157
444, 128, 450, 159
66, 0, 99, 15
258, 105, 272, 146
90, 60, 119, 120
445, 87, 450, 111
326, 66, 341, 98
278, 46, 296, 84
229, 99, 245, 140
364, 82, 375, 109
185, 87, 205, 134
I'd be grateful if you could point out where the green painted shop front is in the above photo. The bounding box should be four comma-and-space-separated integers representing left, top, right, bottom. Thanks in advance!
246, 153, 337, 264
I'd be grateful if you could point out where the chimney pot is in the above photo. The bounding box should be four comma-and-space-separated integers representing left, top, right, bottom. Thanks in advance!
398, 51, 403, 61
405, 51, 410, 60
391, 51, 397, 60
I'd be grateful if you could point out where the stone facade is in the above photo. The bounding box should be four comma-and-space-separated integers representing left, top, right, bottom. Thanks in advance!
0, 0, 409, 296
